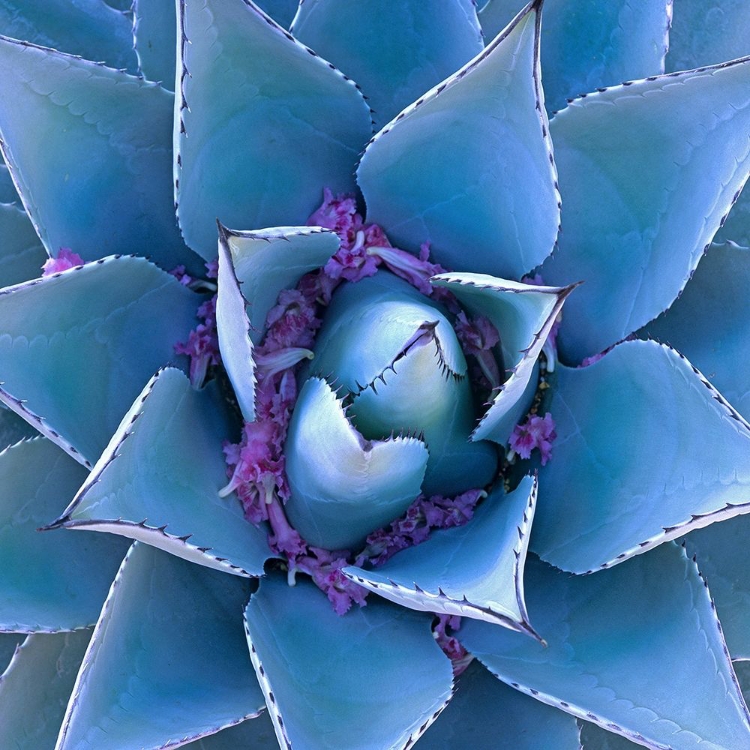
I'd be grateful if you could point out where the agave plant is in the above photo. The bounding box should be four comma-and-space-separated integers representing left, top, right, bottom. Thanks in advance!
1, 0, 750, 747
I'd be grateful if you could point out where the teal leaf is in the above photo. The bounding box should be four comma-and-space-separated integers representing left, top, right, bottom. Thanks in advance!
221, 224, 339, 345
644, 243, 750, 421
0, 37, 202, 273
284, 376, 429, 551
133, 0, 177, 87
432, 272, 574, 444
579, 722, 650, 750
0, 161, 19, 202
739, 662, 750, 706
543, 56, 750, 363
533, 340, 750, 574
0, 202, 47, 287
0, 630, 90, 749
0, 634, 21, 673
343, 477, 539, 637
255, 0, 299, 28
461, 544, 750, 750
290, 0, 483, 129
244, 574, 453, 750
715, 192, 750, 250
0, 405, 36, 451
175, 0, 373, 259
0, 0, 138, 72
0, 255, 198, 466
183, 712, 277, 749
358, 0, 559, 279
0, 438, 127, 633
58, 543, 265, 750
56, 368, 273, 577
479, 0, 670, 113
419, 660, 581, 750
682, 513, 750, 661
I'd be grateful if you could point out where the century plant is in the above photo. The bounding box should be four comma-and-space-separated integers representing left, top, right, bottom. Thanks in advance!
0, 0, 749, 748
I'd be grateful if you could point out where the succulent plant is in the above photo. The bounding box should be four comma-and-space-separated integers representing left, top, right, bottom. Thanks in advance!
1, 0, 750, 747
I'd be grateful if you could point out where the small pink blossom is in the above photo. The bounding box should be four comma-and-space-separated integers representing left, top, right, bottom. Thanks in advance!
509, 412, 557, 465
175, 295, 220, 388
367, 241, 446, 295
323, 229, 381, 283
169, 265, 193, 286
262, 289, 321, 349
434, 614, 470, 670
204, 258, 219, 279
307, 188, 363, 247
297, 549, 369, 615
42, 248, 84, 276
454, 312, 499, 356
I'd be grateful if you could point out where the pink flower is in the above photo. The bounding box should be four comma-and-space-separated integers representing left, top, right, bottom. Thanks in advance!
509, 412, 557, 465
41, 248, 84, 276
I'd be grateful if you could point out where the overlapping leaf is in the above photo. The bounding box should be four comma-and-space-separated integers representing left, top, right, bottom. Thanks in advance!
0, 202, 46, 288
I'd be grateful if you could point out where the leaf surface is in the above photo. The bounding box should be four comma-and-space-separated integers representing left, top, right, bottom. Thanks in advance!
0, 202, 46, 288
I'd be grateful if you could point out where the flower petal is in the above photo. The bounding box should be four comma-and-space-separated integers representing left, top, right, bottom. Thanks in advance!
533, 340, 750, 574
0, 202, 46, 287
357, 0, 560, 278
244, 573, 453, 750
460, 544, 750, 750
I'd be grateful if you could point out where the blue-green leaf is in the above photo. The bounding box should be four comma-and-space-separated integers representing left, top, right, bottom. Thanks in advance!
0, 405, 35, 451
0, 255, 198, 466
344, 477, 538, 636
579, 722, 648, 750
0, 161, 19, 203
461, 545, 750, 750
133, 0, 176, 87
183, 713, 277, 749
644, 243, 750, 421
682, 514, 750, 661
533, 340, 750, 574
0, 438, 127, 633
0, 37, 202, 273
255, 0, 299, 28
244, 574, 453, 750
0, 0, 138, 72
358, 0, 559, 279
290, 0, 483, 129
284, 377, 428, 551
222, 224, 339, 346
175, 0, 373, 259
56, 368, 273, 577
58, 543, 264, 750
432, 272, 574, 444
0, 634, 21, 673
0, 202, 46, 287
479, 0, 670, 113
419, 660, 582, 750
0, 631, 90, 749
543, 56, 750, 363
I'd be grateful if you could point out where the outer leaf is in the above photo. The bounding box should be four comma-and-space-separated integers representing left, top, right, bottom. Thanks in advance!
0, 202, 47, 287
0, 255, 198, 466
290, 0, 483, 129
284, 377, 429, 551
57, 543, 265, 750
0, 438, 127, 633
739, 662, 750, 705
533, 340, 750, 574
182, 713, 277, 750
357, 0, 559, 279
0, 405, 35, 451
432, 272, 574, 444
543, 57, 750, 363
343, 476, 539, 637
479, 0, 670, 113
244, 574, 453, 750
579, 722, 646, 750
644, 243, 750, 421
0, 37, 201, 273
419, 660, 581, 750
255, 0, 299, 28
175, 0, 373, 259
461, 545, 750, 750
55, 368, 273, 577
134, 0, 177, 87
0, 161, 19, 202
0, 0, 138, 72
0, 634, 22, 673
0, 631, 90, 749
682, 513, 750, 661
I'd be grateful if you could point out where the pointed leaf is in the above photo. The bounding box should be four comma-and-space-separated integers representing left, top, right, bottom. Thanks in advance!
0, 202, 46, 287
183, 713, 277, 749
433, 272, 574, 444
291, 0, 483, 129
0, 38, 201, 272
175, 0, 373, 259
58, 543, 265, 750
419, 660, 581, 750
221, 224, 339, 345
543, 57, 750, 362
358, 0, 559, 279
284, 376, 429, 550
461, 545, 750, 750
479, 0, 670, 113
0, 0, 138, 72
0, 161, 19, 203
0, 255, 198, 466
0, 631, 90, 749
58, 368, 273, 577
244, 574, 453, 750
0, 438, 127, 633
533, 340, 750, 574
644, 243, 750, 421
344, 476, 539, 637
134, 0, 177, 87
579, 722, 657, 750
